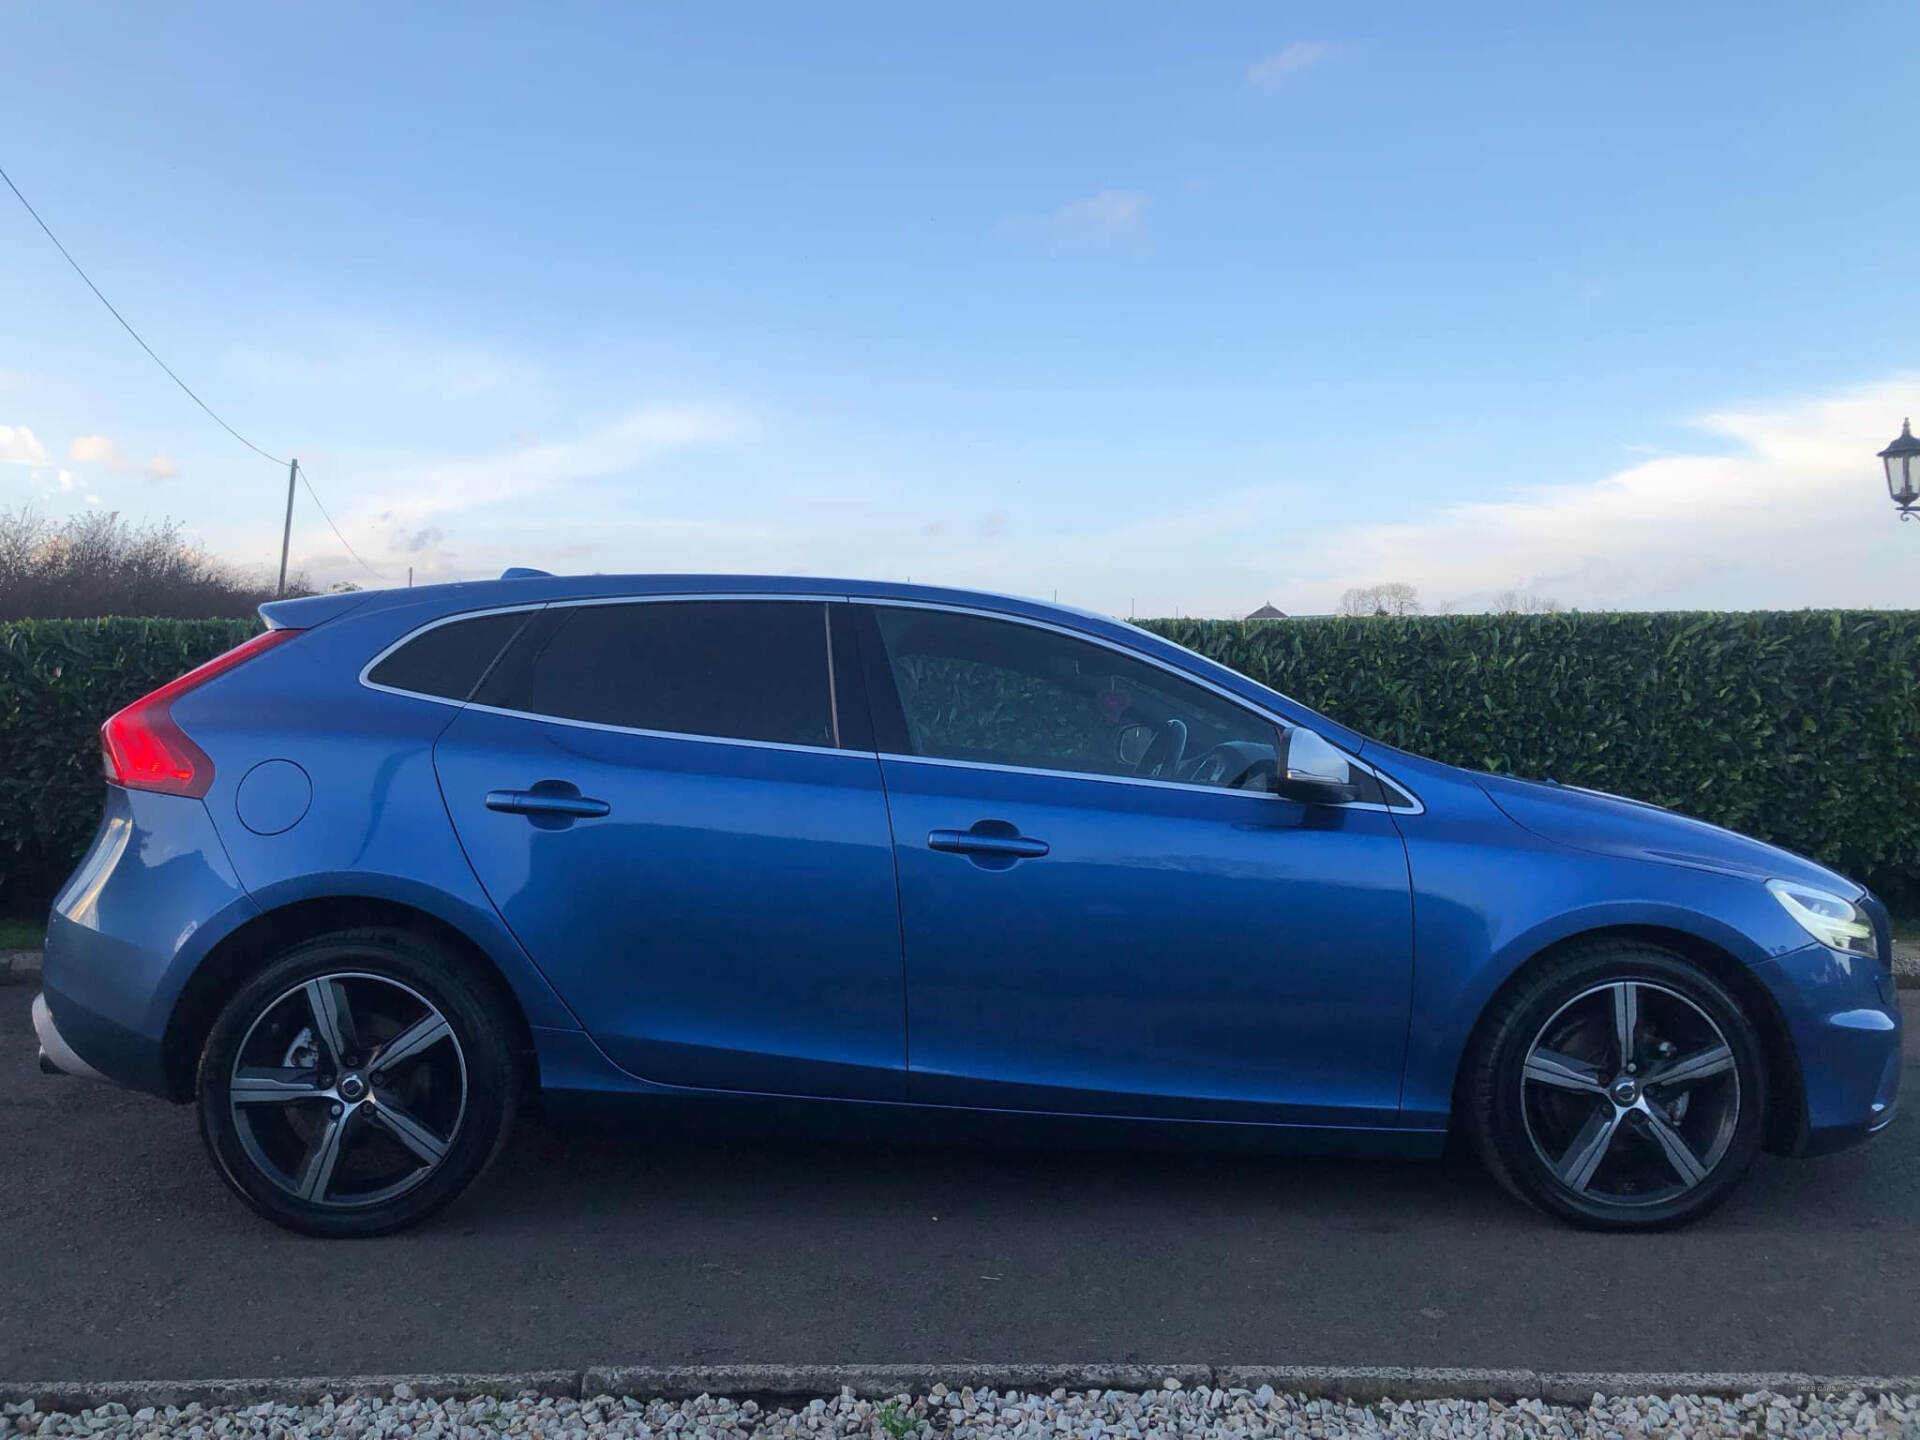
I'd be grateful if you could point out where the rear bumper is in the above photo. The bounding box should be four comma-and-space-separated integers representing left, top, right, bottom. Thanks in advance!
41, 786, 258, 1098
31, 991, 107, 1081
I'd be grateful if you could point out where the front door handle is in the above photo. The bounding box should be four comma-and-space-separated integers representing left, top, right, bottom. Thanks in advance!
928, 825, 1049, 859
485, 788, 611, 819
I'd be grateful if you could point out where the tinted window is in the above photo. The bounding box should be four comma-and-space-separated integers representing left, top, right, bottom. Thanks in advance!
870, 607, 1278, 787
367, 611, 529, 701
489, 600, 835, 748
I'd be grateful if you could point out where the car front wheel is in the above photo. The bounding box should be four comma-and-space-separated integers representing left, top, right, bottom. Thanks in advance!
197, 927, 518, 1237
1466, 940, 1769, 1231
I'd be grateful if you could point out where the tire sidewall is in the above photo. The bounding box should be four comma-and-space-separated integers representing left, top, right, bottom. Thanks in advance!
1484, 947, 1769, 1231
197, 930, 515, 1238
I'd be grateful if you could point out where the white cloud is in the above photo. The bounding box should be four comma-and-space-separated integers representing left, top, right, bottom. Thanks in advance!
285, 404, 751, 586
362, 404, 749, 527
1004, 191, 1149, 248
68, 433, 181, 481
631, 373, 1917, 621
69, 435, 123, 466
1249, 43, 1334, 87
1312, 375, 1920, 612
1050, 190, 1146, 231
0, 424, 49, 465
226, 332, 542, 408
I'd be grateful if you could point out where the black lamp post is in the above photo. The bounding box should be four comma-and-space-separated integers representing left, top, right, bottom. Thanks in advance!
1881, 419, 1920, 522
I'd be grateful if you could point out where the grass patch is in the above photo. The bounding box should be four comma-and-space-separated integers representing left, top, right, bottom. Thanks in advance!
1892, 913, 1920, 950
0, 916, 44, 951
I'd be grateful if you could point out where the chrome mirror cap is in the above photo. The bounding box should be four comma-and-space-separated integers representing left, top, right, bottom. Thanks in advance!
1276, 729, 1362, 805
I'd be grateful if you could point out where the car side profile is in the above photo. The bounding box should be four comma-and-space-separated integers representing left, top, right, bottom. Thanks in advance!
34, 573, 1902, 1236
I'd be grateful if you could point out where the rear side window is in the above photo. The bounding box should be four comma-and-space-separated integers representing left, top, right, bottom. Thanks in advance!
478, 599, 835, 748
366, 611, 529, 701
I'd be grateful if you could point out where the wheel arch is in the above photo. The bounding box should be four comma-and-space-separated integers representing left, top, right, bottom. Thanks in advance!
1451, 923, 1807, 1155
161, 894, 542, 1103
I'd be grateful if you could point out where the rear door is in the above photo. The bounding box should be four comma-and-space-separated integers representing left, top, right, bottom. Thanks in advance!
431, 596, 907, 1099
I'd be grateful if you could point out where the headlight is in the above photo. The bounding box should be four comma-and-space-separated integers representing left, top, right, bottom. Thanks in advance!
1766, 879, 1877, 958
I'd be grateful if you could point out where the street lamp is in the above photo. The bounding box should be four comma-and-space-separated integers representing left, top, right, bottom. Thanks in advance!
1880, 418, 1920, 521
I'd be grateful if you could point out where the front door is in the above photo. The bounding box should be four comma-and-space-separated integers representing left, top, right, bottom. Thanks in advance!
434, 597, 907, 1100
852, 603, 1414, 1127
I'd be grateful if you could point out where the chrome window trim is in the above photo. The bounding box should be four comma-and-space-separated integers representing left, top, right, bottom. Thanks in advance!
354, 588, 1424, 813
854, 596, 1424, 814
358, 594, 849, 755
873, 749, 1408, 809
455, 699, 850, 758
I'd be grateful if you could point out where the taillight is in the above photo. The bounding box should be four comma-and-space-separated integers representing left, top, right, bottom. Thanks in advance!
100, 628, 304, 797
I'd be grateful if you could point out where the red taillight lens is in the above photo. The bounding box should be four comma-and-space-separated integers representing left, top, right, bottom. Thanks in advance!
100, 628, 304, 797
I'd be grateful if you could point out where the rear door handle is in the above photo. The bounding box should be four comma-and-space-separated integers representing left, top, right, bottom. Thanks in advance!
485, 789, 611, 818
928, 828, 1049, 859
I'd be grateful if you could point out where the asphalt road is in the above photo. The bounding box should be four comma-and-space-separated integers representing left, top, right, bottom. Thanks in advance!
1, 988, 1913, 1384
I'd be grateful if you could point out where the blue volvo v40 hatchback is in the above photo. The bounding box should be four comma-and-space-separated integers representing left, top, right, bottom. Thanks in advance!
34, 574, 1901, 1235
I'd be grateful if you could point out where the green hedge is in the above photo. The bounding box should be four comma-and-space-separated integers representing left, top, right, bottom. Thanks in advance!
3, 610, 1917, 916
1143, 611, 1920, 904
0, 617, 257, 909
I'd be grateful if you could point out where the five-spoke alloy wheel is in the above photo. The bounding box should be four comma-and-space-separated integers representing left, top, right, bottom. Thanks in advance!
1467, 941, 1768, 1230
198, 928, 517, 1237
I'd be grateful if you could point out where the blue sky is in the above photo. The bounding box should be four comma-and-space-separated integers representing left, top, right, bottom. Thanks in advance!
2, 2, 1916, 615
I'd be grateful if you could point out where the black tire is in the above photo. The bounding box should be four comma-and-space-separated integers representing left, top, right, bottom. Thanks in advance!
1464, 940, 1768, 1231
197, 927, 519, 1237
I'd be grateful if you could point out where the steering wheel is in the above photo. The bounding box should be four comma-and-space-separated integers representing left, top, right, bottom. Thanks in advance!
1135, 718, 1188, 778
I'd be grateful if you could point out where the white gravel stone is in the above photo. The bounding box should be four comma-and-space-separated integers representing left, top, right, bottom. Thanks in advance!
3, 1388, 1918, 1440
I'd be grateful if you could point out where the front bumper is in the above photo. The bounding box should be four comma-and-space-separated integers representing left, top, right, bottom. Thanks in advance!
1754, 941, 1903, 1155
31, 991, 107, 1081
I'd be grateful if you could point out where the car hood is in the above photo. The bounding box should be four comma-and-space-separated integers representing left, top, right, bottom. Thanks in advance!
1471, 771, 1859, 895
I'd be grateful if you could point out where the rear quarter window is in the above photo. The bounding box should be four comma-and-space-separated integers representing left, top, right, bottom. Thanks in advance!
475, 598, 835, 748
366, 611, 532, 701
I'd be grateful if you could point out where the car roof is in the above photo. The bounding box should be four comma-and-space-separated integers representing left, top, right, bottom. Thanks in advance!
261, 572, 1359, 748
269, 572, 1115, 629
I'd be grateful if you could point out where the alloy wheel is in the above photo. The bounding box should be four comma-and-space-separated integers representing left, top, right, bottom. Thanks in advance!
1519, 979, 1740, 1207
227, 971, 468, 1209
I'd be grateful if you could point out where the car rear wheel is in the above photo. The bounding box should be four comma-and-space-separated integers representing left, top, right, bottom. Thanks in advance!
197, 928, 518, 1237
1465, 940, 1769, 1231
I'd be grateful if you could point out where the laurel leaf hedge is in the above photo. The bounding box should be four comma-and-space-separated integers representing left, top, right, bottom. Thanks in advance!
3, 610, 1917, 916
1143, 610, 1920, 903
0, 617, 258, 908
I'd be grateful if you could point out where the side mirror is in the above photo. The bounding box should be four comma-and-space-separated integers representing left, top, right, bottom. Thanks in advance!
1273, 728, 1360, 805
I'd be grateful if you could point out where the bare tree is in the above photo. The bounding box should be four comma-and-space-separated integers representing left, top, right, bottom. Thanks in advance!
1337, 582, 1423, 617
0, 508, 310, 620
1486, 587, 1565, 614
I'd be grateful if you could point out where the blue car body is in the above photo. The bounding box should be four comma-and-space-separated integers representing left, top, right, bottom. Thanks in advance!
39, 575, 1902, 1161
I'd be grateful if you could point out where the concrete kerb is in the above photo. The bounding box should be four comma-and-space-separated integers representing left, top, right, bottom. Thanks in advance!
5, 1365, 1920, 1413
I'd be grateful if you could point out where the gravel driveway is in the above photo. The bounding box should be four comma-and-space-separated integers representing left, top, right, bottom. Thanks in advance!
7, 1383, 1919, 1440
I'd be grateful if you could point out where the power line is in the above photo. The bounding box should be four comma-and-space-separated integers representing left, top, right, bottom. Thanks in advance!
0, 161, 285, 467
296, 462, 387, 581
2, 158, 390, 585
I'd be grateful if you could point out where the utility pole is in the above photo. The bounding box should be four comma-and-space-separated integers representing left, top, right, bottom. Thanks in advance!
276, 458, 297, 597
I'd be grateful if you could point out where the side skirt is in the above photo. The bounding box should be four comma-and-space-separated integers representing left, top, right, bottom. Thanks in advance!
530, 1027, 1446, 1160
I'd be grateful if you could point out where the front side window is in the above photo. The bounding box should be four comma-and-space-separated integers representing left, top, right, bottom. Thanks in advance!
479, 599, 835, 748
869, 606, 1278, 788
